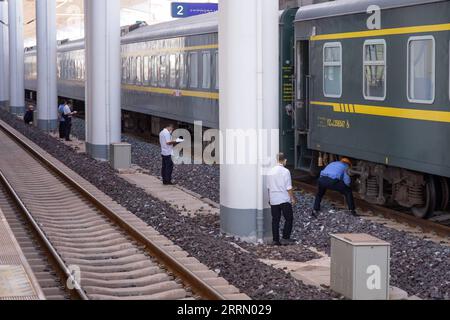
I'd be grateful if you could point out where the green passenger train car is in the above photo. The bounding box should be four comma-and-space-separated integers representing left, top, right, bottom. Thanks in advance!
294, 0, 450, 218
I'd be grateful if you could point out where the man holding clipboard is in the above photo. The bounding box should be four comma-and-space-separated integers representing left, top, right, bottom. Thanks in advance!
159, 124, 183, 185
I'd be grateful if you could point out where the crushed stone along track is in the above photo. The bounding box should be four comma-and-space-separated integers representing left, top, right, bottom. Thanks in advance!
0, 124, 227, 300
294, 179, 450, 241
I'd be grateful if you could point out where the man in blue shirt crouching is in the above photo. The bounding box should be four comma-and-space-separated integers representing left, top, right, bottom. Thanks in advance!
313, 158, 359, 217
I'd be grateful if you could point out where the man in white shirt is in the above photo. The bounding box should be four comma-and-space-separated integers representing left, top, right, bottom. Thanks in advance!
267, 153, 297, 246
63, 101, 77, 141
159, 124, 177, 185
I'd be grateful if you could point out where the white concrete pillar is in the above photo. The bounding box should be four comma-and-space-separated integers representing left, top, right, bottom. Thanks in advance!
84, 0, 122, 160
8, 0, 24, 114
219, 0, 280, 243
36, 0, 58, 131
0, 0, 9, 108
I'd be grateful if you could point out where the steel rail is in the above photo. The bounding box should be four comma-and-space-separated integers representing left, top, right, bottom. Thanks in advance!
0, 170, 88, 300
0, 120, 226, 300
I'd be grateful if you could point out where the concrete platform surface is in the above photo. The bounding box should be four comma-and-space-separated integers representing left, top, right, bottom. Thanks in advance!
120, 173, 219, 217
0, 209, 45, 300
261, 249, 417, 300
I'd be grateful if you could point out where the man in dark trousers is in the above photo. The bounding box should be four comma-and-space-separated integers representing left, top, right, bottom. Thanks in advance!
267, 153, 297, 246
159, 124, 177, 185
24, 105, 34, 125
313, 158, 359, 217
58, 100, 67, 139
63, 101, 77, 141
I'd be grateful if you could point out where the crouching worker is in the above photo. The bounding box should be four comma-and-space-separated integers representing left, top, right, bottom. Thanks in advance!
313, 158, 359, 217
267, 153, 297, 246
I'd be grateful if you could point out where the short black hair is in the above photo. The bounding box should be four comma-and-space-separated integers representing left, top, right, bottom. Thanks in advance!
167, 124, 175, 129
277, 153, 286, 163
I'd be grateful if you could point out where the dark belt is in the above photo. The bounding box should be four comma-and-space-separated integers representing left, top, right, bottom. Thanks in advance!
320, 176, 341, 184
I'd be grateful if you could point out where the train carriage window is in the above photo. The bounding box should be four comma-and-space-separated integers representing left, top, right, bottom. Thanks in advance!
202, 51, 211, 89
77, 60, 81, 80
136, 56, 142, 84
121, 58, 126, 82
159, 55, 167, 87
56, 58, 60, 79
169, 54, 177, 88
179, 54, 187, 88
215, 51, 219, 90
143, 56, 149, 83
71, 60, 75, 80
189, 52, 199, 88
363, 40, 386, 101
407, 36, 435, 104
151, 56, 158, 86
125, 57, 130, 82
323, 42, 342, 98
131, 57, 136, 83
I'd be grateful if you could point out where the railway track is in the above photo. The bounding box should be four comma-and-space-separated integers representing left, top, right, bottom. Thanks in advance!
0, 184, 72, 300
0, 120, 228, 300
293, 177, 450, 240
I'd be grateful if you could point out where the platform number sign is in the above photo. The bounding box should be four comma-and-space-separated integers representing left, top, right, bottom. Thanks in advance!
171, 2, 218, 18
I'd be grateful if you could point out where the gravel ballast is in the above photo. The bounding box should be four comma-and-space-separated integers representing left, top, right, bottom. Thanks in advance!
292, 193, 450, 300
6, 113, 449, 300
0, 110, 334, 300
72, 118, 220, 203
79, 117, 450, 300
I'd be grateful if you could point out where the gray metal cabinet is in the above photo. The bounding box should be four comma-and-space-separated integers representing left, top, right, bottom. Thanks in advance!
331, 234, 390, 300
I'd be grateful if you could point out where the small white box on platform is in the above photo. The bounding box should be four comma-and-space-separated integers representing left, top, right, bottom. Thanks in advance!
110, 143, 131, 170
330, 234, 390, 300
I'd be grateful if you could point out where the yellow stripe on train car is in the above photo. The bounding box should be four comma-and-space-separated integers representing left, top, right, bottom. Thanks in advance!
122, 84, 219, 100
310, 101, 450, 123
310, 23, 450, 41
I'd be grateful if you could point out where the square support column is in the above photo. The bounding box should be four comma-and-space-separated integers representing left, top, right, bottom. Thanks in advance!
0, 0, 9, 108
84, 0, 122, 161
8, 0, 25, 115
36, 0, 58, 131
219, 0, 280, 243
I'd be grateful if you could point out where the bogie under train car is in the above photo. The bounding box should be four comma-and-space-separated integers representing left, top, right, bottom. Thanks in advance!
294, 0, 450, 218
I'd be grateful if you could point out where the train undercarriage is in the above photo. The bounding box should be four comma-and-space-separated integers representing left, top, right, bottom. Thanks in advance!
314, 152, 450, 219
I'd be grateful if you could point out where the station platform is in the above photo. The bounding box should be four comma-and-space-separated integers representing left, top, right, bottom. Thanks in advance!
0, 208, 45, 300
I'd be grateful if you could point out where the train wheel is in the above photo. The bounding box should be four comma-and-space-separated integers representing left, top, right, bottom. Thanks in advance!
411, 175, 437, 219
438, 177, 449, 211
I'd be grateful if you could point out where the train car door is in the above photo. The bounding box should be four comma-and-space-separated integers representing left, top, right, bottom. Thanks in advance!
295, 39, 317, 173
279, 8, 299, 167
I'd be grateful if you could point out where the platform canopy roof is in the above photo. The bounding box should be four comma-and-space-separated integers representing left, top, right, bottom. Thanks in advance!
21, 0, 218, 46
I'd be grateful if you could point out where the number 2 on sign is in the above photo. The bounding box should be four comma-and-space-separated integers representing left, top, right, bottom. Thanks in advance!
177, 5, 184, 16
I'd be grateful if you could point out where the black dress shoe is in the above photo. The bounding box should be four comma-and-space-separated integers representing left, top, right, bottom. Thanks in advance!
351, 211, 361, 217
282, 238, 298, 245
272, 241, 282, 247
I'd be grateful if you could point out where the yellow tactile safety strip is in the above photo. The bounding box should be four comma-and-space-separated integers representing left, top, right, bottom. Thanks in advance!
0, 210, 43, 300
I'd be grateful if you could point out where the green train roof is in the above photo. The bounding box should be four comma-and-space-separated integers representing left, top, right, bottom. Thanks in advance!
295, 0, 446, 22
